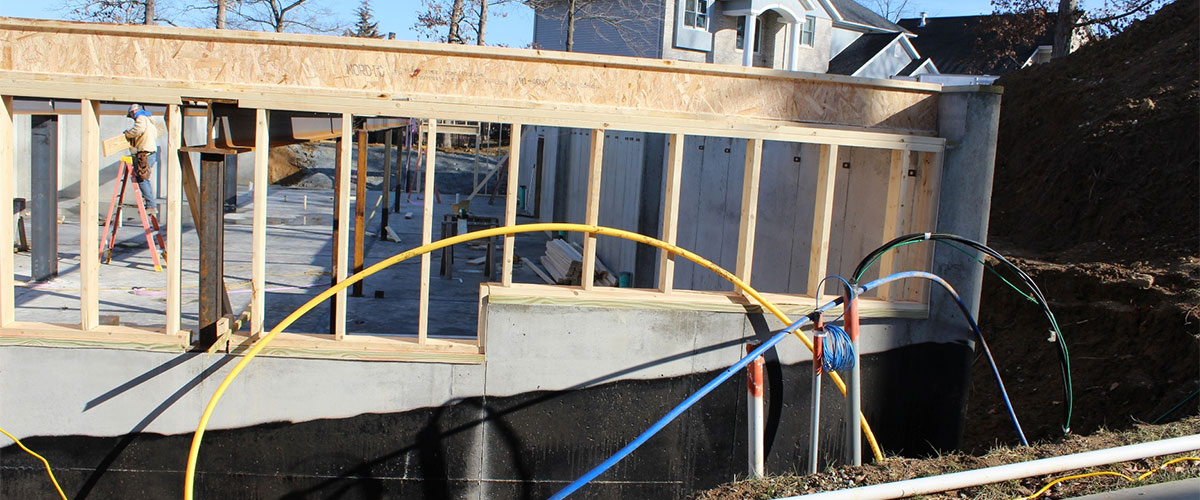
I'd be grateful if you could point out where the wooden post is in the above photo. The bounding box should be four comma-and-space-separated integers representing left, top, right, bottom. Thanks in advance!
877, 149, 908, 300
80, 99, 101, 330
807, 144, 838, 300
165, 104, 182, 336
331, 113, 351, 340
501, 123, 521, 287
580, 129, 604, 290
735, 138, 763, 282
418, 119, 437, 343
0, 96, 12, 326
657, 133, 684, 293
352, 129, 367, 297
251, 109, 269, 338
379, 128, 393, 239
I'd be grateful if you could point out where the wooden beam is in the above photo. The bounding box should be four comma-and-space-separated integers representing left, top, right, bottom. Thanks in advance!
657, 133, 685, 293
80, 99, 100, 330
418, 119, 437, 344
0, 96, 12, 326
352, 129, 367, 298
501, 123, 522, 287
877, 149, 909, 300
165, 104, 182, 336
251, 109, 268, 338
332, 113, 351, 340
580, 129, 604, 291
0, 19, 940, 132
806, 144, 838, 300
735, 138, 763, 282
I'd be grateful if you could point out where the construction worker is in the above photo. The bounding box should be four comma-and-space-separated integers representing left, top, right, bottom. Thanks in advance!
124, 103, 158, 214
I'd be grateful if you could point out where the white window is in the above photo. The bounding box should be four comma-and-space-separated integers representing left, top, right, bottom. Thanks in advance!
736, 16, 762, 52
800, 15, 816, 47
683, 0, 708, 29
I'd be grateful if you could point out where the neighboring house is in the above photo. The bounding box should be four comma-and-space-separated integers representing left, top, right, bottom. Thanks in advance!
532, 0, 937, 79
896, 12, 1089, 85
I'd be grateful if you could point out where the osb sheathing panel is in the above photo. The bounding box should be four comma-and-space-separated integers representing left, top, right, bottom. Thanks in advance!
0, 19, 939, 133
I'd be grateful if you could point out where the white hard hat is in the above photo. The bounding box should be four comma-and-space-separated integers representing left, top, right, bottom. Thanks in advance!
127, 103, 141, 117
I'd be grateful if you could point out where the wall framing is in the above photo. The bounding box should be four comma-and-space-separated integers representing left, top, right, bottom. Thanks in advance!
0, 18, 950, 362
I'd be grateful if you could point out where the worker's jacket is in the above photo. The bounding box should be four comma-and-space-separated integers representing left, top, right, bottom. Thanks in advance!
124, 112, 158, 153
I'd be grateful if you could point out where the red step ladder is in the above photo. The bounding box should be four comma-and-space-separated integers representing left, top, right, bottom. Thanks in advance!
99, 156, 166, 271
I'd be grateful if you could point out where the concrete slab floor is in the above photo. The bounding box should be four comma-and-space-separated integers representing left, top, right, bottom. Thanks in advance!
11, 145, 550, 342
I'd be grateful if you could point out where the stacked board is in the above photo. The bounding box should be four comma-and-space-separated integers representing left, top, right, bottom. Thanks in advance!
540, 239, 618, 287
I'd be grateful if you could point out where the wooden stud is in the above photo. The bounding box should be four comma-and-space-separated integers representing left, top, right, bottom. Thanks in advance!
352, 129, 367, 297
877, 149, 909, 300
0, 96, 12, 326
332, 113, 352, 340
165, 104, 182, 336
657, 133, 685, 293
806, 144, 838, 300
250, 108, 268, 338
80, 99, 100, 330
418, 119, 437, 344
580, 129, 604, 291
501, 123, 522, 287
735, 138, 763, 282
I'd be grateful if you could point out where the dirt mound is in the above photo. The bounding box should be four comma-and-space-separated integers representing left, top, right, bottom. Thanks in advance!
269, 143, 318, 186
988, 0, 1199, 264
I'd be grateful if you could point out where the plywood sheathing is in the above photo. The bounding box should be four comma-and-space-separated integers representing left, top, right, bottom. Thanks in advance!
0, 18, 939, 135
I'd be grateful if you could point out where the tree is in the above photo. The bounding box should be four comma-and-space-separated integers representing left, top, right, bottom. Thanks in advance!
414, 0, 514, 45
865, 0, 913, 22
231, 0, 340, 33
985, 0, 1167, 60
62, 0, 169, 24
346, 0, 381, 38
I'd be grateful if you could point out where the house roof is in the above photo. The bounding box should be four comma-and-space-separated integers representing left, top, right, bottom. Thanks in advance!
898, 56, 934, 76
826, 32, 903, 75
896, 14, 1056, 75
825, 0, 907, 33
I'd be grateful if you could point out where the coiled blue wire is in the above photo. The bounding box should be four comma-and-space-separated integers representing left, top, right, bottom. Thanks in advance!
819, 324, 855, 372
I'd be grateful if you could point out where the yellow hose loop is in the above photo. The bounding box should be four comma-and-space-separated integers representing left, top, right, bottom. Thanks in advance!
184, 223, 883, 499
0, 425, 68, 500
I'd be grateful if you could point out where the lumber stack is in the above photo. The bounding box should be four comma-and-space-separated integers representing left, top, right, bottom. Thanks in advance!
540, 239, 617, 286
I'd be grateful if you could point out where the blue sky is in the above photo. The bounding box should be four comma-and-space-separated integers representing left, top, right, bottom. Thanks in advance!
0, 0, 1020, 47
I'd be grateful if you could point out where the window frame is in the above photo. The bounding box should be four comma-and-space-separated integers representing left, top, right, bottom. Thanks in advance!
736, 16, 763, 53
800, 15, 816, 47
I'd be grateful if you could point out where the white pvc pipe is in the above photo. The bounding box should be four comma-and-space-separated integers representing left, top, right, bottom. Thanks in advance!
747, 343, 765, 478
781, 434, 1200, 500
808, 332, 824, 474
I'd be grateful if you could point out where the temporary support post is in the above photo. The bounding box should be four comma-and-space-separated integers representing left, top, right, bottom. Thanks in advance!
747, 342, 766, 478
80, 99, 100, 330
330, 113, 351, 340
807, 144, 838, 300
809, 317, 825, 474
877, 149, 908, 299
30, 115, 58, 281
251, 109, 269, 338
501, 123, 521, 287
165, 105, 182, 336
657, 133, 684, 293
198, 152, 226, 346
379, 128, 393, 239
178, 151, 232, 317
580, 129, 604, 290
0, 96, 13, 326
844, 287, 862, 466
352, 128, 367, 297
735, 138, 763, 283
417, 119, 437, 343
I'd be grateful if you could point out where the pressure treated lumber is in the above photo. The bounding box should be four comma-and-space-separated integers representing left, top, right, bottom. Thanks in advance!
0, 18, 939, 134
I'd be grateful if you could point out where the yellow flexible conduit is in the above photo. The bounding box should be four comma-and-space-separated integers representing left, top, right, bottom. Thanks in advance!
184, 223, 883, 499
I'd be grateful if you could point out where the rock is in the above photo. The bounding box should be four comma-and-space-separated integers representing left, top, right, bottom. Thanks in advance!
1128, 272, 1154, 288
295, 172, 333, 189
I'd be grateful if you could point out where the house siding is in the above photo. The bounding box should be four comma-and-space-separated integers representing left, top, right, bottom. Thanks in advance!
533, 0, 665, 58
854, 38, 916, 79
